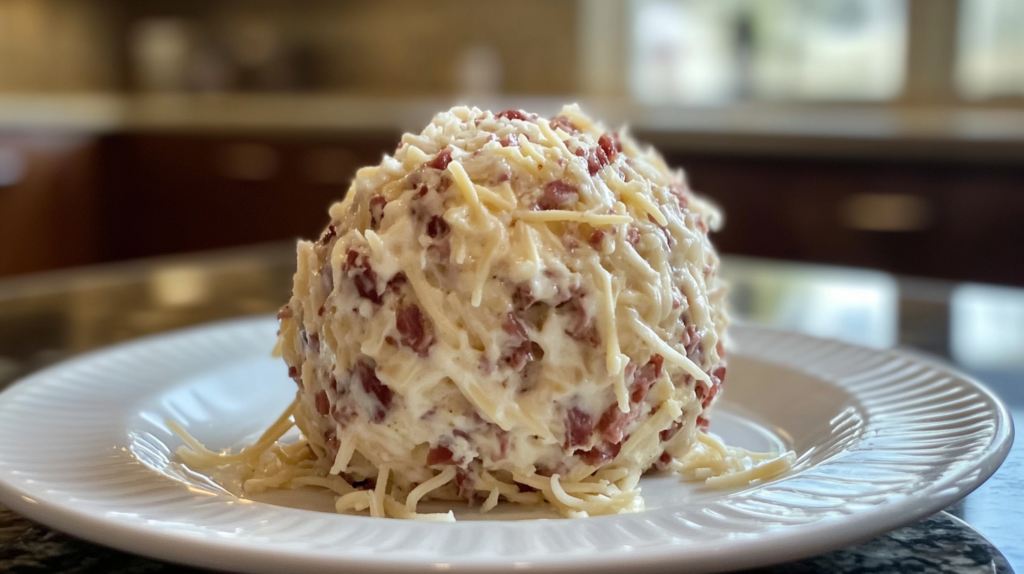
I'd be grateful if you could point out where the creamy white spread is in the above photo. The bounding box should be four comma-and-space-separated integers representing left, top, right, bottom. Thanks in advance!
276, 105, 730, 517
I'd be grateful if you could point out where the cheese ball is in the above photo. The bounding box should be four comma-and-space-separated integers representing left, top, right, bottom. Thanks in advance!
277, 105, 728, 515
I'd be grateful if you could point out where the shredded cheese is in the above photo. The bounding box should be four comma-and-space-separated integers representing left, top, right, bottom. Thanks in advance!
172, 105, 791, 521
515, 210, 632, 225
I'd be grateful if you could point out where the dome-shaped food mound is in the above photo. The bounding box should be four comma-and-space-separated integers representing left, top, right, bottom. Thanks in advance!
277, 105, 728, 517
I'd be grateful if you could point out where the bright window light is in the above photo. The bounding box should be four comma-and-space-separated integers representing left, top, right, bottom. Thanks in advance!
956, 0, 1024, 99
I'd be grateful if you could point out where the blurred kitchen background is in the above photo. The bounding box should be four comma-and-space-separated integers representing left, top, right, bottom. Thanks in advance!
0, 0, 1023, 285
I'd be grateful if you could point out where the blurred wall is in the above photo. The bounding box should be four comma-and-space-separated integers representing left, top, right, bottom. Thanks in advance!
0, 0, 579, 95
295, 0, 578, 94
0, 0, 119, 92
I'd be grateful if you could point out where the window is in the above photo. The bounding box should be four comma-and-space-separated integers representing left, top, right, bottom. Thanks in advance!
957, 0, 1024, 99
628, 0, 908, 104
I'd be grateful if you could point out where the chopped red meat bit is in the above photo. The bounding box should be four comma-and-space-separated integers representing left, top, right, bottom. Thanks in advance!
537, 180, 579, 210
501, 313, 534, 371
416, 184, 429, 198
630, 354, 664, 404
353, 358, 393, 423
559, 293, 600, 346
591, 147, 609, 175
426, 147, 453, 170
596, 404, 634, 445
396, 304, 434, 357
332, 402, 357, 426
320, 224, 337, 246
351, 269, 379, 303
500, 133, 520, 147
668, 182, 689, 210
502, 312, 529, 340
598, 132, 621, 160
712, 364, 726, 384
426, 215, 450, 238
578, 441, 621, 467
702, 364, 726, 410
589, 229, 605, 248
653, 450, 674, 471
550, 115, 581, 134
564, 406, 593, 449
517, 482, 538, 493
572, 323, 601, 348
369, 196, 387, 230
427, 445, 455, 466
682, 324, 701, 361
505, 340, 536, 372
288, 365, 301, 387
496, 109, 534, 121
574, 143, 609, 176
695, 375, 720, 411
344, 250, 383, 304
659, 420, 683, 442
315, 390, 330, 415
697, 416, 710, 431
594, 355, 665, 444
626, 226, 640, 246
513, 283, 536, 309
387, 272, 407, 293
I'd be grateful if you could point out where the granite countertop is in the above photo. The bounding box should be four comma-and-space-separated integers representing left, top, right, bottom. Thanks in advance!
2, 94, 1024, 161
0, 244, 1019, 573
0, 504, 1009, 574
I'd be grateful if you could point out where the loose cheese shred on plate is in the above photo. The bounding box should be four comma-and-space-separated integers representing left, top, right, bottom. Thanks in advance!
172, 105, 794, 519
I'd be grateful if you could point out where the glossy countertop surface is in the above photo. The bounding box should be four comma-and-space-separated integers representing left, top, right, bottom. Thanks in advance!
0, 243, 1020, 573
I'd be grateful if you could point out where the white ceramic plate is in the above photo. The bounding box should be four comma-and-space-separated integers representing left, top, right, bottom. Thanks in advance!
0, 317, 1012, 574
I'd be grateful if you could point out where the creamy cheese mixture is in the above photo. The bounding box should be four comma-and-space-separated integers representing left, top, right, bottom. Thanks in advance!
174, 105, 793, 520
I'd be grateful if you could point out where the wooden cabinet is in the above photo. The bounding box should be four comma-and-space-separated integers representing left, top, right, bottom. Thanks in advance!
2, 129, 1022, 287
0, 135, 98, 276
665, 153, 1024, 285
96, 132, 398, 261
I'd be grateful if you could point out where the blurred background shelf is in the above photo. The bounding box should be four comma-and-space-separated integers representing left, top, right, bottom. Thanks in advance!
1, 0, 1023, 285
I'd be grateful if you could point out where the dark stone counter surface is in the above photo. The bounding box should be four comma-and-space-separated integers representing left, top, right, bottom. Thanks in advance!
0, 504, 1010, 574
0, 244, 1019, 573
